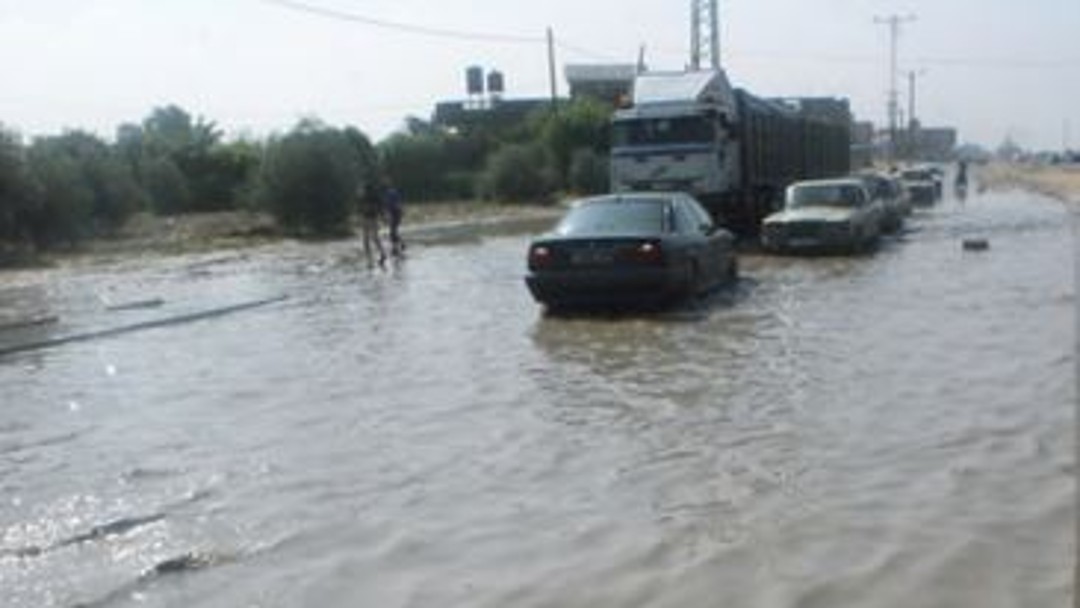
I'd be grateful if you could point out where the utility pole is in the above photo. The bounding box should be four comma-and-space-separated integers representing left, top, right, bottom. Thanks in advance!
547, 27, 558, 115
908, 71, 916, 129
907, 69, 926, 160
875, 14, 916, 161
690, 0, 721, 70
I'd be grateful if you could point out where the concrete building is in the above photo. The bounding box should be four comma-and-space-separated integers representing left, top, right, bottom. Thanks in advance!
433, 98, 552, 132
564, 64, 638, 106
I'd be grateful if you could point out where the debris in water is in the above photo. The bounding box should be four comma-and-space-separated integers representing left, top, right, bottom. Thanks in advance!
962, 238, 989, 251
106, 298, 165, 312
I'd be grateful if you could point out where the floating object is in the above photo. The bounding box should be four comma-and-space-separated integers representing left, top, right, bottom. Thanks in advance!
106, 297, 165, 312
962, 238, 990, 251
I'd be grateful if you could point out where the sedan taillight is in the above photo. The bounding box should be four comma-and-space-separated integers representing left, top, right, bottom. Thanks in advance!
622, 240, 664, 265
528, 245, 553, 270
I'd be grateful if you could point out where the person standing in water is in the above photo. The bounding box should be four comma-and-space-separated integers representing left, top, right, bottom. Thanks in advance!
358, 181, 387, 267
383, 181, 405, 258
955, 159, 969, 192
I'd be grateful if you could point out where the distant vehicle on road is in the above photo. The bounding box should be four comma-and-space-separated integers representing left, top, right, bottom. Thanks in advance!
925, 164, 946, 198
761, 178, 883, 254
525, 193, 737, 310
856, 171, 909, 233
899, 167, 941, 206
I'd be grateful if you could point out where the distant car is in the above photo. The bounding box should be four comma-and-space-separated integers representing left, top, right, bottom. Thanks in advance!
857, 171, 909, 233
899, 167, 940, 205
525, 193, 737, 310
761, 178, 883, 253
925, 164, 946, 198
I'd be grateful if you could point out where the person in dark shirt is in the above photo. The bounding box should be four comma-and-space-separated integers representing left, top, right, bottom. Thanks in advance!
358, 182, 386, 267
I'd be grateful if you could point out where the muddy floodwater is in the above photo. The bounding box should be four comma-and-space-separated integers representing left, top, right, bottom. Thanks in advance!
0, 189, 1074, 607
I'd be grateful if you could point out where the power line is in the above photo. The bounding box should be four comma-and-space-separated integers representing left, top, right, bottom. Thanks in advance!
260, 0, 1079, 71
258, 0, 544, 44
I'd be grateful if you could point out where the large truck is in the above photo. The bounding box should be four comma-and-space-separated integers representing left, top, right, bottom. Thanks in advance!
610, 69, 851, 234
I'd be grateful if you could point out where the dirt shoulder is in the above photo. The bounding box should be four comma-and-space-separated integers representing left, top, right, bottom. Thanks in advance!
977, 162, 1080, 205
23, 200, 563, 268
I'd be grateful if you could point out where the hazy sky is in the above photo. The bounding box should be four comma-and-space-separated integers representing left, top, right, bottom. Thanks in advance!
0, 0, 1077, 150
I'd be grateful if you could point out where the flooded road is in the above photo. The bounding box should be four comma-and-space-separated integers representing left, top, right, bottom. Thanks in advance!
0, 189, 1074, 607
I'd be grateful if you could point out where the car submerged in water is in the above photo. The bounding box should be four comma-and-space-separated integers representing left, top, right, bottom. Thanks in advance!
525, 193, 737, 311
856, 171, 910, 233
761, 178, 884, 254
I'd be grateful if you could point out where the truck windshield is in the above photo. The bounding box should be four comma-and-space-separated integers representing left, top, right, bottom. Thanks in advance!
612, 116, 714, 147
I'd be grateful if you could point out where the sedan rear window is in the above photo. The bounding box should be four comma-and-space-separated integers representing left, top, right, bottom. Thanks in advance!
555, 199, 668, 236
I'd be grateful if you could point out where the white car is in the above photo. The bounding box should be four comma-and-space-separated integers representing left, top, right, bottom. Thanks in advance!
761, 179, 884, 253
857, 171, 910, 233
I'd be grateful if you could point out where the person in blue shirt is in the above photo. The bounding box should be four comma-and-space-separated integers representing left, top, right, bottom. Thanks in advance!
383, 181, 405, 258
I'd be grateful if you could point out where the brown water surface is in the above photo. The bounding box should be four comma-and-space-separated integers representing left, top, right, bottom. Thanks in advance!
0, 190, 1073, 607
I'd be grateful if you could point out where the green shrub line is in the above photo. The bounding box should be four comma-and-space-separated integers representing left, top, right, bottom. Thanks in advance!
0, 99, 613, 259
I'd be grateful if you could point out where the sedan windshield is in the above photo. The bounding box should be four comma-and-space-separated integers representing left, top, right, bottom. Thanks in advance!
788, 185, 862, 209
612, 116, 714, 147
555, 199, 667, 236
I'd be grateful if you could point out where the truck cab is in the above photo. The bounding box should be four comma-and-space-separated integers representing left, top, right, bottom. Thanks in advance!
610, 71, 741, 217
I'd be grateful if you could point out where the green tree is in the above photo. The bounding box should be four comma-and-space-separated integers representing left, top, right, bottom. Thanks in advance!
379, 132, 449, 201
537, 99, 613, 187
136, 104, 257, 212
256, 121, 362, 236
29, 131, 144, 235
142, 105, 221, 155
481, 143, 555, 203
23, 148, 94, 247
568, 148, 610, 195
141, 156, 192, 215
0, 126, 32, 247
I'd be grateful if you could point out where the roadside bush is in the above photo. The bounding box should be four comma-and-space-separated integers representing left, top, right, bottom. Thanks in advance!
257, 122, 361, 236
142, 157, 193, 215
568, 148, 610, 195
175, 142, 260, 212
537, 99, 613, 187
82, 154, 146, 232
379, 132, 453, 201
0, 127, 32, 245
23, 150, 95, 247
27, 132, 144, 237
481, 143, 556, 203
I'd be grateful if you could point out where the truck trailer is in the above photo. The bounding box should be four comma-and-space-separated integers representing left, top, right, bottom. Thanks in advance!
610, 69, 851, 235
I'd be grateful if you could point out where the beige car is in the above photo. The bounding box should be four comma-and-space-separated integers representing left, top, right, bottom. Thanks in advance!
761, 178, 884, 253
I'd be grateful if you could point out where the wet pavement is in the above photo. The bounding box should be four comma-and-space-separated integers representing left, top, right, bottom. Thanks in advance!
0, 188, 1074, 607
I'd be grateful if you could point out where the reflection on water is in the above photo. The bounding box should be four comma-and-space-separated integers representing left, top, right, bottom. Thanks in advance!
0, 191, 1073, 607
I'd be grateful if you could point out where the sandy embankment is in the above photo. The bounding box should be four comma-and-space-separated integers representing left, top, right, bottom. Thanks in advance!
77, 200, 562, 260
977, 163, 1080, 206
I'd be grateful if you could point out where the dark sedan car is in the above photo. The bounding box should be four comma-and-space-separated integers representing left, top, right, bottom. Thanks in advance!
525, 193, 737, 310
